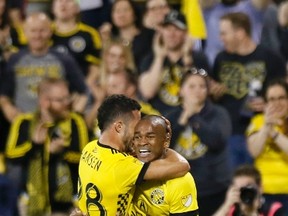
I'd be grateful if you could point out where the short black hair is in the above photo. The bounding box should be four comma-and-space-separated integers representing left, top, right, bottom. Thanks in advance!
97, 94, 141, 131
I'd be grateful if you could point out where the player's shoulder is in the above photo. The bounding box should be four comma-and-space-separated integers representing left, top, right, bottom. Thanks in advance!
84, 141, 136, 161
83, 140, 97, 150
166, 172, 195, 186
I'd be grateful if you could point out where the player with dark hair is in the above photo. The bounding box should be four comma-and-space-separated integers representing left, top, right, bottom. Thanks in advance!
78, 94, 189, 215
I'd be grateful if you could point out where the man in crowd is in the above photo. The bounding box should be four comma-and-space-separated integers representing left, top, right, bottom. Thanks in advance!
139, 10, 209, 115
0, 12, 87, 122
210, 12, 286, 168
5, 78, 89, 215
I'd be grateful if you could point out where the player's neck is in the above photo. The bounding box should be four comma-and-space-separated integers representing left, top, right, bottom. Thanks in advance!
99, 131, 124, 151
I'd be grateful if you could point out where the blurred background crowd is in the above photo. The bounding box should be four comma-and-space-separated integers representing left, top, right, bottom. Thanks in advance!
1, 0, 288, 215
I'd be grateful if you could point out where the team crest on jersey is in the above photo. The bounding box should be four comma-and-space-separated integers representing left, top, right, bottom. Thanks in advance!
181, 194, 192, 207
69, 36, 86, 52
150, 188, 164, 205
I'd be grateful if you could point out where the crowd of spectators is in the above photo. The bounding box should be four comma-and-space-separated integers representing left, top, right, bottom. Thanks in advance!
1, 0, 288, 215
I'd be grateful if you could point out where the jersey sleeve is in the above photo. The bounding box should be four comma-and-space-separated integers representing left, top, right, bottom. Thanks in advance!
114, 156, 149, 191
83, 25, 102, 65
168, 173, 199, 214
246, 114, 264, 137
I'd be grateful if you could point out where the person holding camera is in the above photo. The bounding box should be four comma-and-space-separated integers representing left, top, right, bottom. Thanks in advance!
213, 165, 284, 216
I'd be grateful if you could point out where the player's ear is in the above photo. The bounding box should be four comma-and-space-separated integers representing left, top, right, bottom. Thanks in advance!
114, 121, 123, 133
164, 132, 170, 148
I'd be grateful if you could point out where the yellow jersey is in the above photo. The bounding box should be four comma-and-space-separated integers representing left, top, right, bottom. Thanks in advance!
129, 173, 199, 215
246, 114, 288, 194
78, 140, 149, 215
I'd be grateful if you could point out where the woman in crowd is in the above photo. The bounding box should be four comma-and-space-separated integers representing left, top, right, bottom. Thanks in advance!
99, 41, 135, 86
100, 0, 154, 69
142, 0, 170, 30
167, 67, 232, 216
246, 78, 288, 215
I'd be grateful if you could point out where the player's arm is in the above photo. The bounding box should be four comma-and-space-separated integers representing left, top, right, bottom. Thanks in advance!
144, 148, 190, 180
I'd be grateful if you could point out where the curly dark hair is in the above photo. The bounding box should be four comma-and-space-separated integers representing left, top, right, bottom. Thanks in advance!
97, 94, 141, 131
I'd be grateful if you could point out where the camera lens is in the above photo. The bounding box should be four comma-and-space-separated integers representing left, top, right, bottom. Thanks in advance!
240, 185, 258, 206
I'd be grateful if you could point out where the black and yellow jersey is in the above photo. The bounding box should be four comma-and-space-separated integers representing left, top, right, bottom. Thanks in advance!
10, 24, 27, 48
5, 112, 89, 214
78, 140, 149, 215
6, 112, 88, 161
129, 172, 198, 215
52, 22, 102, 77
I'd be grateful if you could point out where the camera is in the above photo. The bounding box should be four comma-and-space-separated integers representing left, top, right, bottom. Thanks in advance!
240, 185, 258, 206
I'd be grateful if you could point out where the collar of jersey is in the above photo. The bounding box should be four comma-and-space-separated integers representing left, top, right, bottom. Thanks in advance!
97, 140, 120, 152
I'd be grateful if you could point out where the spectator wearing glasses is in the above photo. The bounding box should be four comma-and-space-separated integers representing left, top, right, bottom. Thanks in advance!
246, 78, 288, 215
167, 67, 232, 216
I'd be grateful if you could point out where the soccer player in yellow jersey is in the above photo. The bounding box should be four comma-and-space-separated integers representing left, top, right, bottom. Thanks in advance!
77, 95, 190, 215
130, 115, 199, 215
